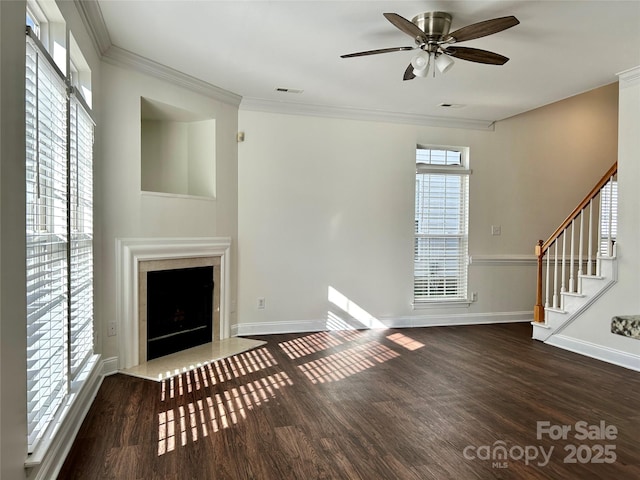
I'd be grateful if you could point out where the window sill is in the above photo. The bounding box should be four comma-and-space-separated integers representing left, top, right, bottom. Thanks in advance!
25, 354, 102, 468
412, 299, 472, 309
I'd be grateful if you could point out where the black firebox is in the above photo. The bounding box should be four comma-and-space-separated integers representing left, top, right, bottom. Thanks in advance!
146, 266, 213, 361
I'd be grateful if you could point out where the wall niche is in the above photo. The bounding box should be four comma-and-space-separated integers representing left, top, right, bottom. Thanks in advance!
141, 97, 216, 198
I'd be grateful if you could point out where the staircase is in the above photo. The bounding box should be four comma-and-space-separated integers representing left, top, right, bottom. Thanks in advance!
532, 256, 617, 341
532, 163, 618, 341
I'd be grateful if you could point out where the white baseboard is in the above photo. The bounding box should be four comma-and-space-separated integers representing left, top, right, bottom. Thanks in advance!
234, 311, 532, 336
234, 319, 327, 336
386, 311, 532, 328
546, 334, 640, 372
28, 355, 111, 480
101, 356, 119, 376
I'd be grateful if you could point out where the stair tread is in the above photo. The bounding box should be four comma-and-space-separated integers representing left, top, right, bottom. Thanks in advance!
561, 291, 585, 297
546, 307, 567, 314
531, 321, 551, 329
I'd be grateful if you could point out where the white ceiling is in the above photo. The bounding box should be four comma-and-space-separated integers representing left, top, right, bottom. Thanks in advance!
94, 0, 640, 123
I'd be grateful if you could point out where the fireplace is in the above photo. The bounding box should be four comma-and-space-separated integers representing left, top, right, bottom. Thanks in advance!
116, 237, 231, 369
145, 265, 214, 360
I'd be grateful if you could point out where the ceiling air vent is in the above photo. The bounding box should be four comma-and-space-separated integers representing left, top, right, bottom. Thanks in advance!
275, 87, 304, 94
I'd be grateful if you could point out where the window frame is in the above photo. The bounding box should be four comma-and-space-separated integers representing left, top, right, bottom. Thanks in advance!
25, 11, 96, 457
413, 145, 471, 307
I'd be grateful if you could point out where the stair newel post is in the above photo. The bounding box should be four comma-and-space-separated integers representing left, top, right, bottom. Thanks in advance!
569, 220, 576, 293
545, 247, 550, 308
587, 200, 594, 276
578, 211, 584, 293
534, 240, 545, 323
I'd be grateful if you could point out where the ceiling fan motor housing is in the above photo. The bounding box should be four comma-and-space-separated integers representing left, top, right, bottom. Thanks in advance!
411, 12, 452, 42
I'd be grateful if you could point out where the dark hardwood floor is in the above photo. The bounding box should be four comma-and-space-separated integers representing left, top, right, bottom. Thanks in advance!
58, 323, 640, 479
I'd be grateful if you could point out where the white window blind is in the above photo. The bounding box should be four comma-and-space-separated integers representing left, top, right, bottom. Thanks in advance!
26, 36, 69, 451
414, 147, 469, 303
599, 179, 617, 256
70, 95, 94, 376
25, 29, 95, 453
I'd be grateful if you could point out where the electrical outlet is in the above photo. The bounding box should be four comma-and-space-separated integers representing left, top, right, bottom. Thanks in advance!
491, 225, 502, 236
107, 321, 117, 337
257, 297, 266, 309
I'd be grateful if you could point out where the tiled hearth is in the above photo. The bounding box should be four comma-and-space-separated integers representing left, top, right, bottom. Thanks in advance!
121, 337, 266, 381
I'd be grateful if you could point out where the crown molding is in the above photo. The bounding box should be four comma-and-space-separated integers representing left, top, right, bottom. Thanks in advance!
618, 65, 640, 87
239, 97, 496, 131
102, 45, 242, 107
75, 0, 241, 107
74, 0, 111, 55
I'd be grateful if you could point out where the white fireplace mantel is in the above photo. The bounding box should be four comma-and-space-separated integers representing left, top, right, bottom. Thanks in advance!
115, 237, 232, 369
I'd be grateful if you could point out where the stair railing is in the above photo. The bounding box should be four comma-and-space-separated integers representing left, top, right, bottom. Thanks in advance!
534, 162, 617, 323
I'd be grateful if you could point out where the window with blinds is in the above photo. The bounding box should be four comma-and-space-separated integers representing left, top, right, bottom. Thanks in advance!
414, 147, 469, 303
26, 28, 94, 453
70, 96, 94, 377
599, 179, 617, 256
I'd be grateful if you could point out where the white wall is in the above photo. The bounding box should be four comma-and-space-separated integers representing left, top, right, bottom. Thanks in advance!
559, 67, 640, 366
98, 61, 239, 360
236, 84, 618, 335
188, 119, 216, 197
141, 119, 189, 194
0, 3, 27, 477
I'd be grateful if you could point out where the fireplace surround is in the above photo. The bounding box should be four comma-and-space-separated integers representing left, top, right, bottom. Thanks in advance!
116, 237, 231, 369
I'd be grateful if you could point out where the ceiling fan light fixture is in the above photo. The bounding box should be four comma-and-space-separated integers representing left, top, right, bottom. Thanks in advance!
435, 53, 455, 73
411, 52, 430, 77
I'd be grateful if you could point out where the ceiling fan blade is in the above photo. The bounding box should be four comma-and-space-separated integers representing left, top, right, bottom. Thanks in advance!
383, 13, 426, 41
341, 46, 414, 58
445, 16, 519, 43
403, 63, 416, 81
444, 46, 509, 65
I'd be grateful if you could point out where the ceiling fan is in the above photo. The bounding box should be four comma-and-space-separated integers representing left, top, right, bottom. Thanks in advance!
341, 12, 519, 80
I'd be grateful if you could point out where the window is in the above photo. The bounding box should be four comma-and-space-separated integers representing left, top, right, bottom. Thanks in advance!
414, 147, 469, 304
599, 179, 617, 256
25, 21, 95, 453
26, 7, 40, 37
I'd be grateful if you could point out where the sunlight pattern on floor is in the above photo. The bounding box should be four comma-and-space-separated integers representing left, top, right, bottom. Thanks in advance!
278, 331, 345, 359
158, 370, 293, 456
386, 332, 425, 351
161, 347, 277, 401
298, 341, 400, 384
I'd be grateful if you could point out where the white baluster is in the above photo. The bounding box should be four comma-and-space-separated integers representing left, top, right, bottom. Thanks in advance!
607, 177, 614, 257
561, 231, 567, 310
587, 199, 594, 276
569, 220, 575, 293
552, 241, 559, 309
578, 210, 584, 293
545, 248, 550, 308
596, 190, 602, 276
